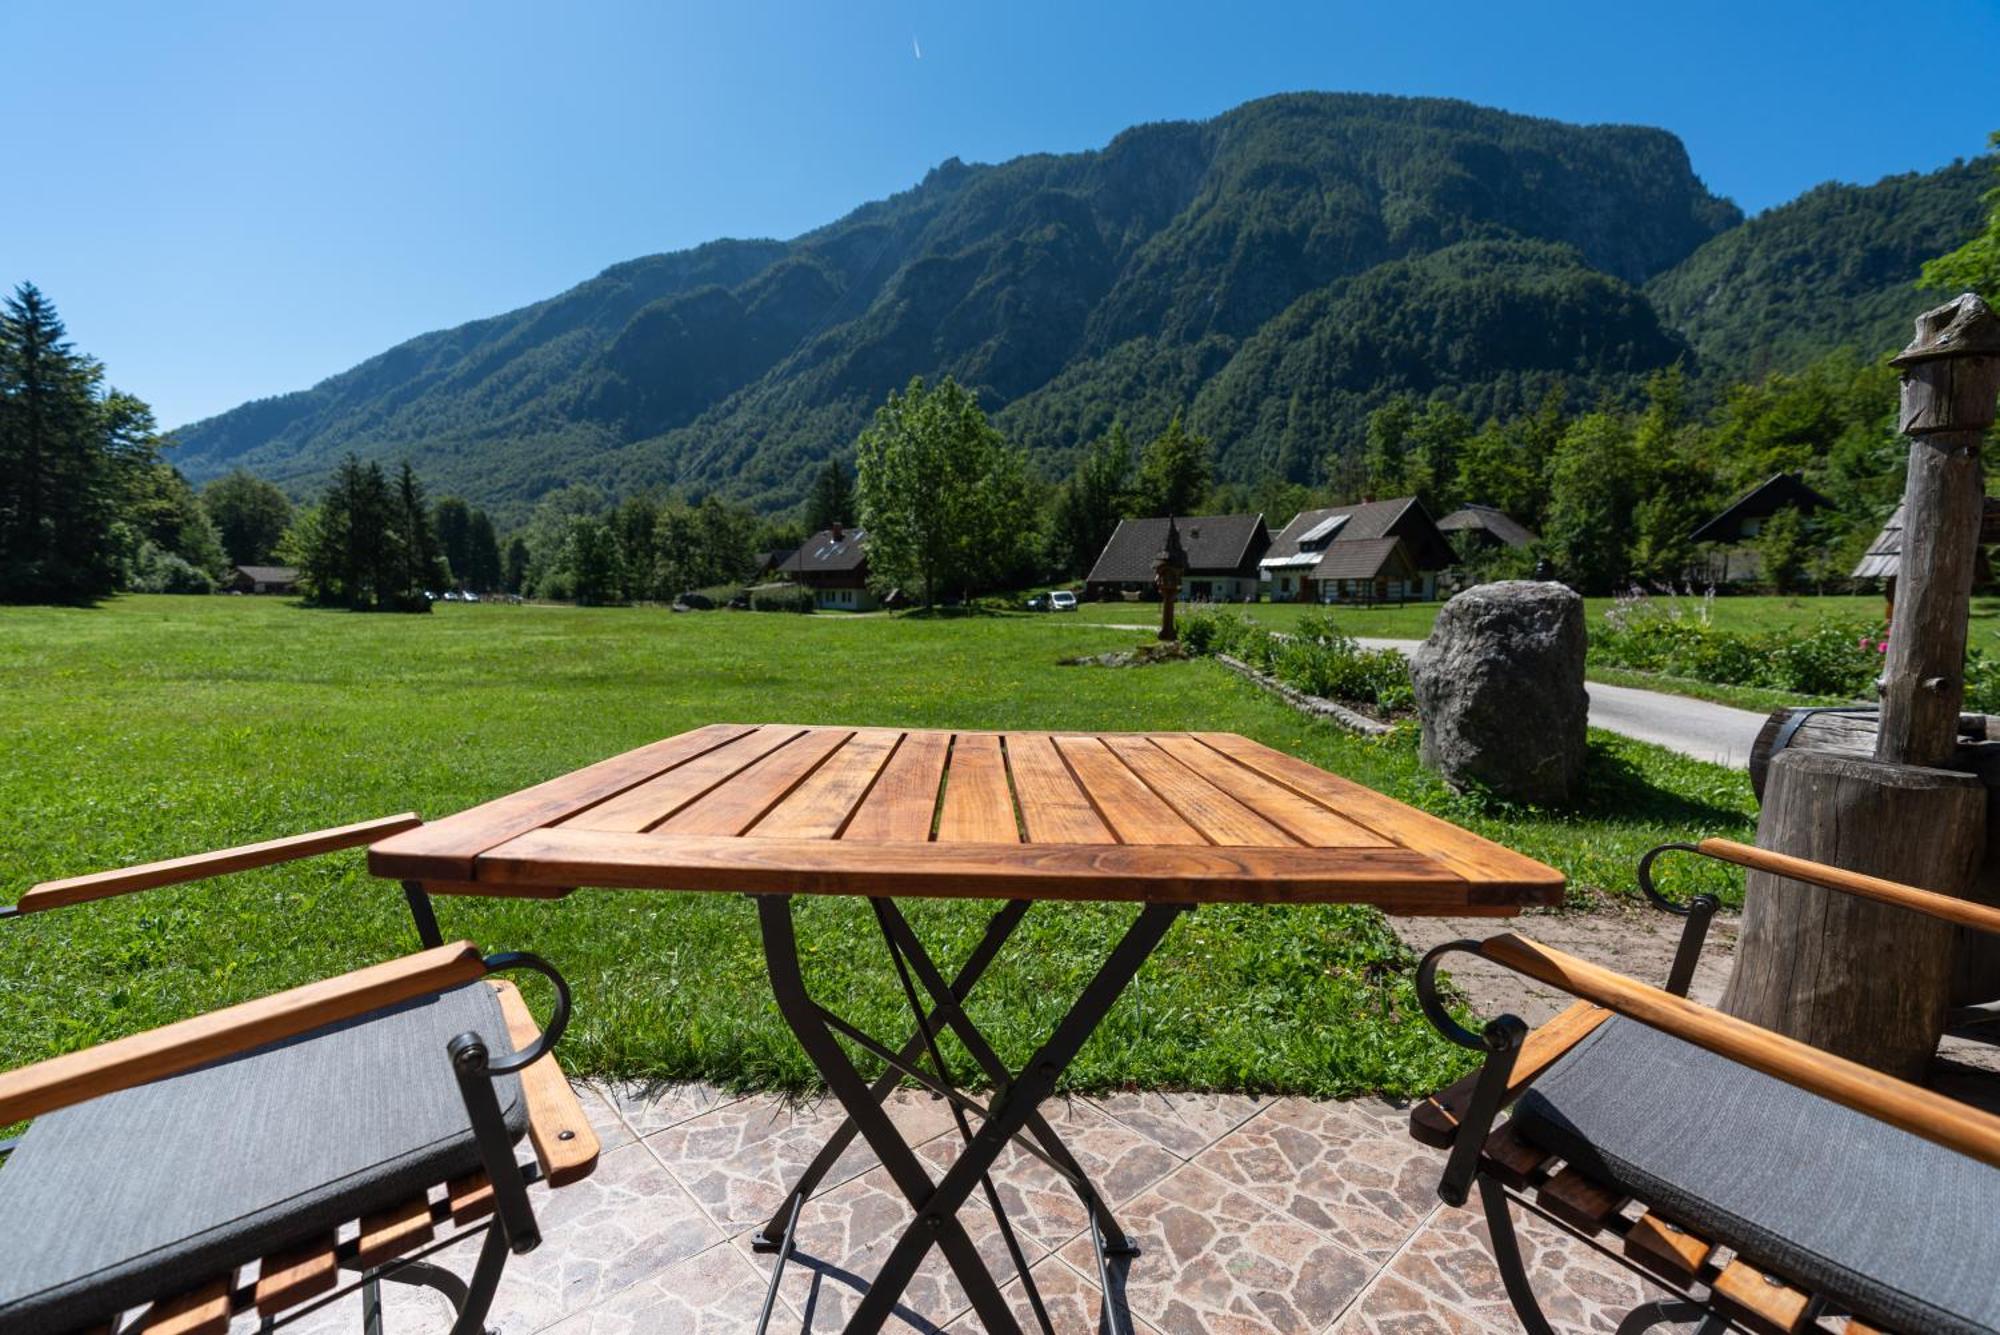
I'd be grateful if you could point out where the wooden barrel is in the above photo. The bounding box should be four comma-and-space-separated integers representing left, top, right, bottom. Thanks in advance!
1748, 707, 1988, 802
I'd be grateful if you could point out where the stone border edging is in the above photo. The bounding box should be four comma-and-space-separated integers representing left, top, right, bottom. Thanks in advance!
1213, 653, 1394, 736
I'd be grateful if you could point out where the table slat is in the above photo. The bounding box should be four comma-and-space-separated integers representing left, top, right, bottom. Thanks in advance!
475, 827, 1507, 908
562, 726, 803, 833
656, 728, 853, 837
367, 723, 756, 878
752, 729, 902, 839
842, 731, 950, 843
1101, 735, 1295, 847
1150, 734, 1388, 848
937, 734, 1021, 843
1194, 732, 1566, 890
1005, 733, 1114, 844
1052, 735, 1207, 846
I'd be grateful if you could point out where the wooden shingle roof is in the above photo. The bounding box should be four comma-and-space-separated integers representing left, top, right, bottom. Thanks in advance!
1086, 515, 1269, 583
1438, 505, 1537, 549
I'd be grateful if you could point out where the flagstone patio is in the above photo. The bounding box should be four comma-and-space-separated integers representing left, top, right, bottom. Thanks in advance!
276, 1077, 1692, 1335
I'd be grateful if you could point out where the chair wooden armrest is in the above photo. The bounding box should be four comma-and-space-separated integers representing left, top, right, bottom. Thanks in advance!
1408, 999, 1610, 1147
1688, 836, 2000, 936
0, 941, 486, 1125
1476, 931, 2000, 1171
14, 813, 422, 913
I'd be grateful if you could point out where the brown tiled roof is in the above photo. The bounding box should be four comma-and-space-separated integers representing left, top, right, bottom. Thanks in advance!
1438, 505, 1538, 549
1690, 472, 1833, 545
1085, 515, 1270, 584
779, 529, 867, 575
1267, 497, 1455, 571
1309, 537, 1412, 582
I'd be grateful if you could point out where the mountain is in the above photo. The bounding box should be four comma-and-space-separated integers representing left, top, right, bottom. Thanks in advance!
1644, 157, 1992, 379
174, 93, 1748, 518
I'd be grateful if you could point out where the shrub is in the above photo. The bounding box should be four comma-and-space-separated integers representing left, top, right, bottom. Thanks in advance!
749, 585, 816, 613
126, 542, 216, 595
1591, 596, 1882, 699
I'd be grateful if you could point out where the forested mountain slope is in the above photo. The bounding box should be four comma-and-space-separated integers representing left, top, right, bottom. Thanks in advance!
174, 93, 1986, 520
175, 93, 1742, 516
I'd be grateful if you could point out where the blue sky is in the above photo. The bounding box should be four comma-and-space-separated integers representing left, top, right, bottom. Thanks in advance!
5, 1, 1996, 430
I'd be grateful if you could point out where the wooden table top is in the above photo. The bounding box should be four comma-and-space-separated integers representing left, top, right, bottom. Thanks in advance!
368, 725, 1564, 913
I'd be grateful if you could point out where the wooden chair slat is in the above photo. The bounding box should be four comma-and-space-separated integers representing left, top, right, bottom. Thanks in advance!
1623, 1212, 1713, 1281
560, 727, 802, 834
751, 729, 901, 839
137, 1278, 232, 1335
657, 728, 853, 837
354, 1196, 434, 1269
447, 1171, 497, 1224
1150, 734, 1385, 847
1410, 1001, 1611, 1148
1478, 1119, 1551, 1189
490, 980, 600, 1186
1101, 735, 1295, 847
1536, 1165, 1625, 1234
1053, 735, 1206, 846
1005, 733, 1114, 844
255, 1234, 338, 1315
841, 731, 950, 842
1843, 1320, 1890, 1334
1712, 1258, 1812, 1334
935, 734, 1020, 843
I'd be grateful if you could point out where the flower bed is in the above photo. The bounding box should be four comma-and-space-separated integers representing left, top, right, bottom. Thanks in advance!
1183, 609, 1414, 722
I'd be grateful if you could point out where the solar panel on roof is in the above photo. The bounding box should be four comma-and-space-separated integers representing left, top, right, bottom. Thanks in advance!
1297, 514, 1347, 546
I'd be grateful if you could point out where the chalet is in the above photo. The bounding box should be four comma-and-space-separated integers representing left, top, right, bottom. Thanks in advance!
1084, 514, 1269, 602
1689, 472, 1833, 583
227, 565, 299, 595
1260, 498, 1454, 604
777, 525, 875, 610
1853, 498, 2000, 610
751, 548, 798, 579
1438, 505, 1537, 552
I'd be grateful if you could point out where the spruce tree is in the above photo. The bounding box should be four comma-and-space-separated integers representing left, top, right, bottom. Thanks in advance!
0, 284, 119, 603
466, 510, 503, 592
804, 458, 855, 534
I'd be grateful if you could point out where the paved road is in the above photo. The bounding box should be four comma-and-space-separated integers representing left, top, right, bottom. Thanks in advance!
1071, 621, 1769, 767
1357, 637, 1767, 769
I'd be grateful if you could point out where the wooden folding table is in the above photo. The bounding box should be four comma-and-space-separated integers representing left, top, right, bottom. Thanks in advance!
370, 724, 1563, 1334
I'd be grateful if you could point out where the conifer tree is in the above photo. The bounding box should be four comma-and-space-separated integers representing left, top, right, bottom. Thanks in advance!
804, 457, 855, 533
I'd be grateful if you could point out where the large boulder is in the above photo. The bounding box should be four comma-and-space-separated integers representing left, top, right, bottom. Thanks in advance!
1411, 581, 1587, 805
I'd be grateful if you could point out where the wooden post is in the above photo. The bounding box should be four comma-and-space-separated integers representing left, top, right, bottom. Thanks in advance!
1721, 750, 1984, 1079
1153, 519, 1186, 643
1722, 296, 2000, 1075
1877, 295, 2000, 766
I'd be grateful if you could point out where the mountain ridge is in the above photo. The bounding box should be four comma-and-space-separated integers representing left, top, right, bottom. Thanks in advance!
168, 91, 1984, 522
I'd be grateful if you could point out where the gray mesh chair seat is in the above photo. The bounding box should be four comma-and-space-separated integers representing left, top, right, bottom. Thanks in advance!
1514, 1017, 2000, 1335
0, 982, 525, 1335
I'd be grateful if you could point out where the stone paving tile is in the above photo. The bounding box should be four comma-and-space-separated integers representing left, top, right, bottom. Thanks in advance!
941, 1253, 1169, 1334
1086, 1091, 1273, 1159
731, 1153, 1048, 1333
1194, 1096, 1441, 1261
274, 1142, 722, 1334
1389, 1196, 1694, 1335
1056, 1161, 1373, 1334
538, 1239, 789, 1333
1330, 1271, 1507, 1334
572, 1078, 637, 1152
595, 1077, 745, 1138
648, 1089, 960, 1235
915, 1096, 1182, 1253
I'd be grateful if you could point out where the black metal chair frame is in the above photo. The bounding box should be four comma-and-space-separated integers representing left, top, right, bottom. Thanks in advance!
745, 893, 1189, 1335
0, 851, 573, 1335
1411, 840, 1993, 1335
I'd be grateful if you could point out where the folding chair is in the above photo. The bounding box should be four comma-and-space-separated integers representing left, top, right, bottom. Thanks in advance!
1409, 837, 2000, 1335
0, 814, 601, 1334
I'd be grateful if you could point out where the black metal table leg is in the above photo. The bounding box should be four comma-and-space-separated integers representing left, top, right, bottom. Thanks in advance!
751, 898, 1032, 1251
872, 898, 1141, 1256
836, 901, 1189, 1335
757, 894, 1025, 1334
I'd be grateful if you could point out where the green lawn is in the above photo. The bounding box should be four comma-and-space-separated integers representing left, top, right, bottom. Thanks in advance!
0, 596, 1755, 1100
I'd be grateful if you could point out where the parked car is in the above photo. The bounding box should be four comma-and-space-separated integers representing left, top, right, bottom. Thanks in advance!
1026, 593, 1050, 612
443, 590, 461, 601
676, 591, 716, 610
462, 590, 480, 603
1049, 590, 1078, 612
